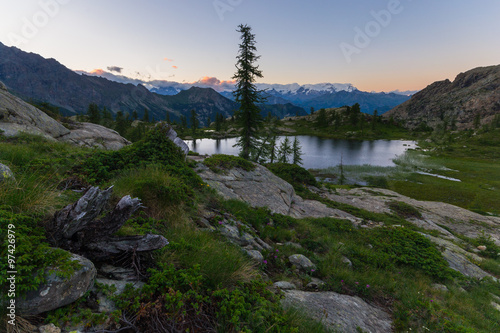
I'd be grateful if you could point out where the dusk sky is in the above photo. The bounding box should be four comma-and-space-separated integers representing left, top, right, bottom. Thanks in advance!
1, 0, 499, 92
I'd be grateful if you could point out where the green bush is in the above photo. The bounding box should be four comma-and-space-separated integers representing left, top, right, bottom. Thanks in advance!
387, 201, 422, 219
368, 227, 456, 279
0, 210, 79, 301
266, 163, 318, 197
203, 154, 256, 173
114, 263, 320, 333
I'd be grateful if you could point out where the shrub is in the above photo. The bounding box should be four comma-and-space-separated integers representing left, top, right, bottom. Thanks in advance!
203, 154, 256, 173
266, 163, 318, 197
368, 227, 456, 279
75, 124, 202, 189
387, 201, 422, 219
114, 263, 312, 333
0, 210, 79, 301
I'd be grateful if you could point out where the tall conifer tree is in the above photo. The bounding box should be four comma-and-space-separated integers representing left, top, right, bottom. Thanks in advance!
233, 24, 264, 160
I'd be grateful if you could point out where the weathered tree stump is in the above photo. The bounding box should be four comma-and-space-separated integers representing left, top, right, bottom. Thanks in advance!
47, 186, 168, 260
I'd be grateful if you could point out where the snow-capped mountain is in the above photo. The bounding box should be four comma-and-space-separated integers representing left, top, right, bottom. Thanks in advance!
75, 69, 410, 114
256, 82, 357, 95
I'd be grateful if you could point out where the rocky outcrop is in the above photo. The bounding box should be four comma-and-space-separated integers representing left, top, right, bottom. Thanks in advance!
320, 187, 500, 246
384, 65, 500, 129
283, 290, 392, 333
0, 83, 130, 150
58, 122, 130, 150
17, 253, 96, 315
422, 234, 496, 281
0, 84, 70, 140
197, 163, 357, 221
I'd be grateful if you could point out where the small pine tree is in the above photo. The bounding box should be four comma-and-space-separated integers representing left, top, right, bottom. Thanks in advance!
87, 103, 100, 124
115, 111, 127, 135
166, 112, 171, 124
292, 137, 303, 165
142, 108, 150, 122
277, 137, 293, 163
372, 110, 378, 130
132, 110, 138, 121
190, 109, 199, 135
339, 153, 346, 185
315, 108, 328, 128
350, 103, 361, 126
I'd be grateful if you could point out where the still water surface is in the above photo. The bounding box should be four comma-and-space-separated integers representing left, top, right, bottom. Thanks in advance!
187, 136, 417, 169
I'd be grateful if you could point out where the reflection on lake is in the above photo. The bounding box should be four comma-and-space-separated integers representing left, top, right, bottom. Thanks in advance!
186, 136, 417, 169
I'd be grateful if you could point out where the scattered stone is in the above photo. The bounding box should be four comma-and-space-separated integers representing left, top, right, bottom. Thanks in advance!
431, 283, 449, 292
274, 281, 297, 290
39, 323, 61, 333
0, 163, 15, 182
341, 256, 353, 268
196, 217, 214, 230
306, 278, 326, 289
219, 222, 271, 251
246, 249, 264, 262
283, 290, 392, 333
17, 253, 96, 315
477, 245, 487, 251
289, 254, 316, 271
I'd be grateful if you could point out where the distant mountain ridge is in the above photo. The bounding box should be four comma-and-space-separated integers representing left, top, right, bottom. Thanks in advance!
0, 42, 306, 123
77, 70, 412, 114
384, 65, 500, 129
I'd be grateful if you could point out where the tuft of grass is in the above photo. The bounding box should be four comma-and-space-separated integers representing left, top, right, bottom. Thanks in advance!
158, 225, 258, 289
203, 154, 256, 173
112, 165, 194, 219
387, 201, 422, 219
0, 171, 61, 215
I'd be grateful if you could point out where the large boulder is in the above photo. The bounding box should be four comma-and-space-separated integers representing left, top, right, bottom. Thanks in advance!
321, 187, 500, 246
197, 162, 355, 220
58, 122, 130, 150
198, 162, 295, 215
283, 290, 393, 333
17, 252, 96, 315
0, 84, 131, 150
0, 84, 70, 140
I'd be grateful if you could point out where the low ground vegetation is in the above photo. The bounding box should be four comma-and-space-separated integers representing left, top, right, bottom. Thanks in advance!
1, 125, 499, 332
